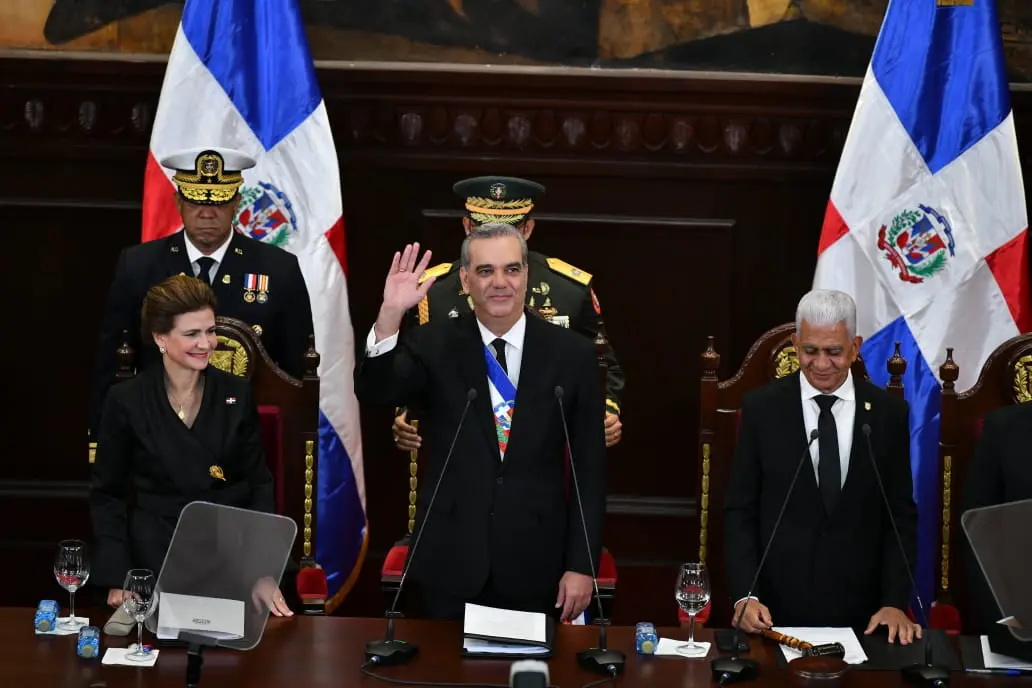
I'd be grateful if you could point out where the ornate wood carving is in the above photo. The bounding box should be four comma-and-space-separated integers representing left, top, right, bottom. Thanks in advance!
0, 58, 865, 170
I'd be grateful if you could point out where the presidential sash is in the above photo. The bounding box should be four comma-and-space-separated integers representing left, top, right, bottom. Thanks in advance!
484, 343, 516, 458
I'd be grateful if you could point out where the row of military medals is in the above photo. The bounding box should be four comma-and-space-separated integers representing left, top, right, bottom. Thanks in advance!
243, 273, 270, 304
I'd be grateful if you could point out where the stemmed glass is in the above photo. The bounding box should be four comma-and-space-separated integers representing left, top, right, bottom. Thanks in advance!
675, 562, 711, 655
122, 569, 157, 662
54, 540, 90, 629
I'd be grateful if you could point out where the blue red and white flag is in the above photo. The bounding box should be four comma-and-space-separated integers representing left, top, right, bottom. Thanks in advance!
141, 0, 367, 610
814, 0, 1030, 605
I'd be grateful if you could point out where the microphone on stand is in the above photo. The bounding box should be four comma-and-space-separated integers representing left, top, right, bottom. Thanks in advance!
861, 424, 949, 688
365, 388, 478, 667
553, 385, 624, 677
712, 428, 820, 686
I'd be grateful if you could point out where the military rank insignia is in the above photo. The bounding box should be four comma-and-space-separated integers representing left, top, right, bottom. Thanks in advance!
243, 273, 270, 303
209, 465, 225, 481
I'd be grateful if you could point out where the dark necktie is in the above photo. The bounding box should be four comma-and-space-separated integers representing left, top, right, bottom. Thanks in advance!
815, 394, 841, 513
196, 256, 216, 285
490, 338, 508, 375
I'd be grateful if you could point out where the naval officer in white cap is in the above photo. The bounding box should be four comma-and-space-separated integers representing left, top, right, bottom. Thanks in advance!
90, 147, 314, 441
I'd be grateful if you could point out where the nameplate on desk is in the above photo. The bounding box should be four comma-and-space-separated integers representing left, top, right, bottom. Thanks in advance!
462, 604, 553, 657
156, 592, 244, 641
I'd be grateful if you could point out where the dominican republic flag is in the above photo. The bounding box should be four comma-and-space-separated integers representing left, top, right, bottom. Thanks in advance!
141, 0, 367, 610
814, 0, 1030, 607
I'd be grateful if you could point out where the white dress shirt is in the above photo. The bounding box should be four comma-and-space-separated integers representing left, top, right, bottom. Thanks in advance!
184, 231, 232, 283
365, 314, 527, 459
799, 369, 855, 489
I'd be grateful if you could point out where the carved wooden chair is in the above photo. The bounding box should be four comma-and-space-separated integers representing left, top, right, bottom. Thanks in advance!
380, 332, 619, 621
113, 316, 326, 614
691, 323, 906, 628
935, 334, 1032, 633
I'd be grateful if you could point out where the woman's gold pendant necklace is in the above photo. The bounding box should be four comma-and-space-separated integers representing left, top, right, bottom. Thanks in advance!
169, 390, 190, 421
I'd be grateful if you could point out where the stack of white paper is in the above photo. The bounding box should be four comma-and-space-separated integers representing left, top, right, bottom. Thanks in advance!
155, 593, 244, 641
981, 636, 1032, 669
462, 604, 550, 656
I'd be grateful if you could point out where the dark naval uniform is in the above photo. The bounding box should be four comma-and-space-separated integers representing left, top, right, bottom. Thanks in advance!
90, 229, 314, 436
404, 250, 624, 414
90, 147, 314, 444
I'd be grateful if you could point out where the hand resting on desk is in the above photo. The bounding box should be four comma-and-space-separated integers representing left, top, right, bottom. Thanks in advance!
864, 606, 920, 645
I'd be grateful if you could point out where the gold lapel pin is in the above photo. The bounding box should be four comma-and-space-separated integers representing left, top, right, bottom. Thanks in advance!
234, 247, 243, 255
864, 401, 872, 411
171, 245, 180, 253
209, 465, 225, 481
222, 274, 231, 285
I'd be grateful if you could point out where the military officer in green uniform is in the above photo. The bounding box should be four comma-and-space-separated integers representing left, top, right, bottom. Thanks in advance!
392, 175, 625, 449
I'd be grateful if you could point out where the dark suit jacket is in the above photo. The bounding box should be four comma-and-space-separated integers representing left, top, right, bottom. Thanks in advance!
724, 372, 916, 628
355, 311, 607, 610
90, 230, 314, 436
89, 364, 275, 591
961, 402, 1032, 635
403, 250, 625, 412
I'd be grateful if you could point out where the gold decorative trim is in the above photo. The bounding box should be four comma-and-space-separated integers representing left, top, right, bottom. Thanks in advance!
210, 336, 249, 377
699, 443, 711, 562
89, 441, 97, 464
1014, 355, 1032, 403
418, 295, 430, 326
774, 345, 799, 378
941, 454, 952, 591
408, 420, 419, 534
304, 440, 314, 558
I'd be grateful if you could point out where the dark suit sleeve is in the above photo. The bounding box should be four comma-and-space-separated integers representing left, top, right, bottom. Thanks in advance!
240, 382, 275, 515
393, 305, 425, 419
89, 389, 134, 590
281, 254, 314, 379
573, 282, 624, 414
961, 410, 1006, 634
354, 326, 430, 409
724, 393, 764, 604
880, 398, 917, 611
564, 340, 607, 576
91, 248, 138, 437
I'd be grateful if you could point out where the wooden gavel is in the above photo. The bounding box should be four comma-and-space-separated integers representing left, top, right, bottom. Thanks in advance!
761, 629, 846, 658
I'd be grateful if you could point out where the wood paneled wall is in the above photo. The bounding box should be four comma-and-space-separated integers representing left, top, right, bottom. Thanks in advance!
1, 55, 1028, 624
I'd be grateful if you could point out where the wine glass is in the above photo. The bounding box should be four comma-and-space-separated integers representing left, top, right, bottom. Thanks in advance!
54, 540, 90, 629
675, 562, 711, 655
122, 569, 157, 662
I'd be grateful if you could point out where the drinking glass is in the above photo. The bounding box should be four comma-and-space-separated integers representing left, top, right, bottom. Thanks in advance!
54, 540, 90, 629
675, 562, 711, 654
122, 569, 157, 662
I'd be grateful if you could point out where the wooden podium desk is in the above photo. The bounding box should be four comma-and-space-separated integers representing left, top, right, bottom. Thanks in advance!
1, 608, 1023, 687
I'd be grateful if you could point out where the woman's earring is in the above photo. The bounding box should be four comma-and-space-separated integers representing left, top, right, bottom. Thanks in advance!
159, 346, 166, 355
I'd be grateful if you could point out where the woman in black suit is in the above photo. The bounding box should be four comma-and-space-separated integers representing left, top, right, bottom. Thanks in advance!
90, 274, 293, 618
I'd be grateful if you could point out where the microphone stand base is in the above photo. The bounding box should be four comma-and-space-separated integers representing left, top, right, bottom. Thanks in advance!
365, 640, 418, 667
577, 648, 626, 676
711, 656, 759, 685
902, 663, 950, 687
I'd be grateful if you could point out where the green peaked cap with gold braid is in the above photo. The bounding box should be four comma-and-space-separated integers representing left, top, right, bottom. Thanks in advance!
454, 176, 545, 225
